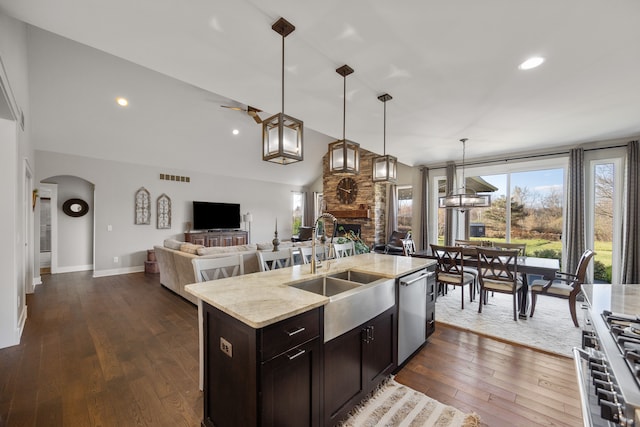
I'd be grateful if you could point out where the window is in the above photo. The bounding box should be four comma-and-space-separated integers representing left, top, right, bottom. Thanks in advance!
396, 186, 412, 233
586, 152, 624, 284
430, 158, 566, 259
469, 168, 564, 258
292, 192, 303, 235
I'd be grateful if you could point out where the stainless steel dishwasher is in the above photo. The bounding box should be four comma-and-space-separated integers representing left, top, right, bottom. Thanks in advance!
397, 268, 434, 365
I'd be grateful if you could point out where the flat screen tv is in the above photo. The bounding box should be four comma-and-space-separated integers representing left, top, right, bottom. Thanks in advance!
193, 201, 241, 230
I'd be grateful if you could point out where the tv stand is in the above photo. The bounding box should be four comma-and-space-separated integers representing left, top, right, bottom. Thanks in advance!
185, 230, 248, 247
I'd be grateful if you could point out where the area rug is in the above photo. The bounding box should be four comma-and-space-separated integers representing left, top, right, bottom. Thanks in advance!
339, 379, 480, 427
435, 287, 582, 357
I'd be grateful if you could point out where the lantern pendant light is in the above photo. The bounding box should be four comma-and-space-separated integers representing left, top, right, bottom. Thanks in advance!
328, 65, 360, 174
372, 93, 397, 183
438, 138, 492, 211
262, 17, 303, 165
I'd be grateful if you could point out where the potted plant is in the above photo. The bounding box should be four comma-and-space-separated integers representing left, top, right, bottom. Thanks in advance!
335, 226, 370, 254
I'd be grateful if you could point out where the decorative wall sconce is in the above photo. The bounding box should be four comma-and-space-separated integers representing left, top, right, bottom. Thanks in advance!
157, 193, 171, 229
262, 17, 304, 165
372, 93, 397, 183
328, 65, 360, 174
134, 187, 151, 224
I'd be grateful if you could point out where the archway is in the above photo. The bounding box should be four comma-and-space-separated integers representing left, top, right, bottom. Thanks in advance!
40, 175, 95, 274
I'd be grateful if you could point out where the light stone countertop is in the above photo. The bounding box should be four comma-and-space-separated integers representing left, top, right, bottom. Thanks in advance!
582, 284, 640, 316
185, 253, 434, 328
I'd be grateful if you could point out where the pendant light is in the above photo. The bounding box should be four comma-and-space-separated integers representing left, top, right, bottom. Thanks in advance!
372, 93, 397, 183
438, 138, 491, 211
328, 65, 360, 174
262, 17, 303, 164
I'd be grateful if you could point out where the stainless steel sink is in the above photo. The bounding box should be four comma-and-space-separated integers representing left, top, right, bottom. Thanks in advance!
288, 271, 395, 342
327, 270, 386, 284
288, 276, 361, 297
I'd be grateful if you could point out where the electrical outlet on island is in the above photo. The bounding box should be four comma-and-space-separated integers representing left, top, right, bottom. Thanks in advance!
113, 256, 119, 263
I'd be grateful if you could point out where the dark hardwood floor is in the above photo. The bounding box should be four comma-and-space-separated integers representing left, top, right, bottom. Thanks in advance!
0, 271, 581, 426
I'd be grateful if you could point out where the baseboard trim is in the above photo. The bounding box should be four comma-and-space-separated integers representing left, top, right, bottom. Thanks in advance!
93, 266, 145, 277
56, 264, 94, 274
33, 276, 42, 287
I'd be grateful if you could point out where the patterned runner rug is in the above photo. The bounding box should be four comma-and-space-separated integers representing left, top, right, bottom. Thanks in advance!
339, 379, 480, 427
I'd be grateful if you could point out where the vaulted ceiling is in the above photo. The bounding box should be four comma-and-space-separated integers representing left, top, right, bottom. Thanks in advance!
2, 0, 639, 186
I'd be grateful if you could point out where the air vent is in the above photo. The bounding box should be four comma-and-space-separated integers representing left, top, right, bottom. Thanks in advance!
160, 174, 190, 183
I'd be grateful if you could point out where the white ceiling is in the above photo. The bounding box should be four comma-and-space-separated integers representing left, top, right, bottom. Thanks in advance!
2, 0, 640, 185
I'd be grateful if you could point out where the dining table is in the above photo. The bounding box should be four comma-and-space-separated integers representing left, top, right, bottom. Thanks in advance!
412, 249, 560, 318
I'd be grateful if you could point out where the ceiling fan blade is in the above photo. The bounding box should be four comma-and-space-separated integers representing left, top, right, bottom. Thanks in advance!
221, 105, 245, 111
247, 106, 263, 124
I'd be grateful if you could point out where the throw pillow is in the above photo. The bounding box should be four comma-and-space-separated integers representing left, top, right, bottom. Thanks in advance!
164, 239, 184, 250
180, 243, 204, 254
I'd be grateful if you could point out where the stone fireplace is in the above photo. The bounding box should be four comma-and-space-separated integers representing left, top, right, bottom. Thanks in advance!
322, 148, 388, 248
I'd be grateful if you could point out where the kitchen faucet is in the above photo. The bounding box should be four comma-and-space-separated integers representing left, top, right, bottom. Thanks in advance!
311, 213, 337, 274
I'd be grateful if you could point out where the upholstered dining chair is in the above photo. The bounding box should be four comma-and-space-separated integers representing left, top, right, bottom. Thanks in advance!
257, 248, 292, 271
192, 254, 245, 391
453, 241, 481, 291
333, 241, 356, 258
529, 249, 595, 327
493, 242, 527, 256
430, 244, 476, 309
455, 239, 493, 247
476, 247, 523, 321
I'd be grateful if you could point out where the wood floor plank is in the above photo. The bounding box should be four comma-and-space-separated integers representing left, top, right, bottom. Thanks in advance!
0, 271, 582, 427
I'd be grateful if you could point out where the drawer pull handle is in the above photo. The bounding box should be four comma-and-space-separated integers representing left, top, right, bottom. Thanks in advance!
287, 348, 306, 360
401, 273, 431, 286
286, 327, 306, 336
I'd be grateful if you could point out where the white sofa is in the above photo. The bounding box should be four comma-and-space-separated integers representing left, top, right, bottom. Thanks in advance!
154, 239, 313, 304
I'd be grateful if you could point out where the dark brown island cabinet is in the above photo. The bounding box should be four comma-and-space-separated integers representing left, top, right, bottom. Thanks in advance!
202, 304, 322, 427
323, 306, 397, 426
199, 263, 435, 427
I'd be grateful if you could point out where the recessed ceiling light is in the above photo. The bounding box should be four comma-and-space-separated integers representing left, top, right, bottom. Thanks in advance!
518, 57, 545, 70
116, 97, 129, 107
232, 129, 239, 135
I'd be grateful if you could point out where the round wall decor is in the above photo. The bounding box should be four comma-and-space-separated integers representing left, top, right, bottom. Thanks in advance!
62, 198, 89, 217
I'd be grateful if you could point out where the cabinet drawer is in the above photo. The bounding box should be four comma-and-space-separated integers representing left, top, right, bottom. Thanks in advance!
260, 309, 320, 361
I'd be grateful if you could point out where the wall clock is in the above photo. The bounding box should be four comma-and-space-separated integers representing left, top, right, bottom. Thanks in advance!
62, 198, 89, 217
336, 177, 358, 204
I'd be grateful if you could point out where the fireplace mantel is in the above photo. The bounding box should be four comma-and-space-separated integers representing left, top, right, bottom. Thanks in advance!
327, 209, 370, 219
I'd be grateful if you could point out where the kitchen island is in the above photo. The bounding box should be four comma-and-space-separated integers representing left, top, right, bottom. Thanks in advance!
185, 253, 434, 427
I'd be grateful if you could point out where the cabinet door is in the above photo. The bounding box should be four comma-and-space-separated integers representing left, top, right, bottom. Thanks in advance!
233, 234, 247, 245
192, 236, 206, 246
261, 338, 321, 427
206, 236, 221, 247
323, 326, 364, 425
363, 307, 396, 389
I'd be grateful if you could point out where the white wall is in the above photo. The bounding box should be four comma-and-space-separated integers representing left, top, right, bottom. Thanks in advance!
35, 150, 304, 276
0, 12, 34, 348
42, 175, 94, 271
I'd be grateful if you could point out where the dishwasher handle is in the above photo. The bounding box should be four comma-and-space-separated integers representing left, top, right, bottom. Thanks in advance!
400, 272, 434, 286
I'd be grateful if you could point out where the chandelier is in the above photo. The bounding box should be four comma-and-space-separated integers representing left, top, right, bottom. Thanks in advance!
328, 65, 360, 174
372, 93, 397, 183
438, 138, 491, 211
262, 17, 303, 165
